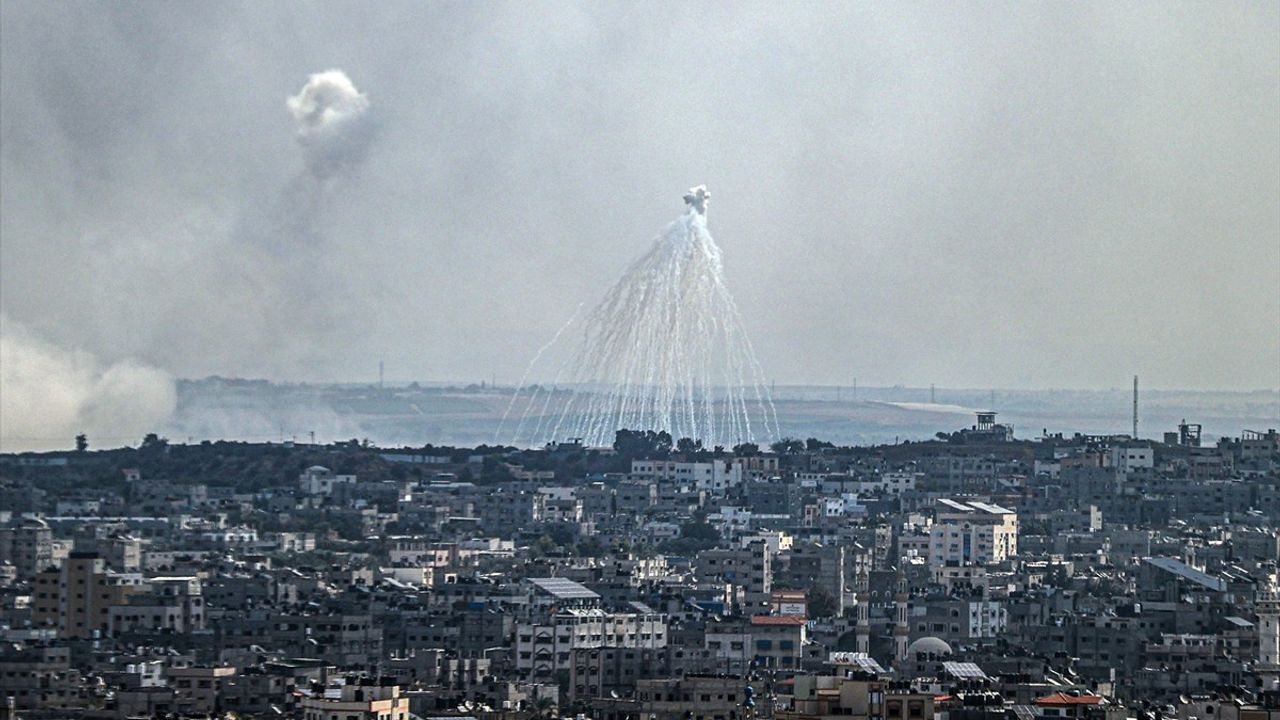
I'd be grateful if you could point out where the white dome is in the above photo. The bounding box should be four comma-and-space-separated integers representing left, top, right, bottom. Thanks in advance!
907, 636, 953, 657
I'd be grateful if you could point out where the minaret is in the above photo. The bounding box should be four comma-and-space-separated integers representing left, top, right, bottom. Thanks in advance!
893, 571, 910, 671
855, 570, 870, 655
1258, 571, 1280, 690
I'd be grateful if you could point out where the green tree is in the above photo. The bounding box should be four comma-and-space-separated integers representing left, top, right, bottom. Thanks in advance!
807, 585, 839, 619
613, 429, 674, 458
770, 438, 805, 454
680, 521, 720, 542
676, 437, 704, 455
531, 697, 559, 720
576, 537, 606, 557
140, 432, 167, 449
74, 434, 88, 452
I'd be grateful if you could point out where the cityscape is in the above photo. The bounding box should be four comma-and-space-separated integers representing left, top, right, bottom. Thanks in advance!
1, 414, 1280, 718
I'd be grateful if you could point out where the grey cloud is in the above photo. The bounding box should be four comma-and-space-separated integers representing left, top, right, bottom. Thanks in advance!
0, 0, 1276, 412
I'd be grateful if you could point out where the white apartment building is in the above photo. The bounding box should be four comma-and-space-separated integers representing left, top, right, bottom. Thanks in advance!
856, 471, 919, 496
823, 494, 867, 517
1110, 445, 1154, 474
298, 466, 356, 496
630, 460, 742, 494
515, 608, 667, 679
966, 600, 1008, 638
928, 499, 1018, 568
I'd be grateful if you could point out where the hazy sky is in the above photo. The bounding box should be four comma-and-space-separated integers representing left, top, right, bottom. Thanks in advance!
2, 1, 1278, 399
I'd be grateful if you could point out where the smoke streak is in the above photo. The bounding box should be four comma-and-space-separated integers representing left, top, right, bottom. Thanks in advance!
506, 186, 780, 448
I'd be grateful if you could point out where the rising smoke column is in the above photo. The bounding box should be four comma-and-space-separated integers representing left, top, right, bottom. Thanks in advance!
0, 314, 176, 451
196, 68, 375, 379
287, 69, 373, 181
501, 186, 779, 448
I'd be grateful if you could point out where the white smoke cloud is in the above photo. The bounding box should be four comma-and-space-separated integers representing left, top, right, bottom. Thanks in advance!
0, 314, 176, 451
286, 69, 372, 180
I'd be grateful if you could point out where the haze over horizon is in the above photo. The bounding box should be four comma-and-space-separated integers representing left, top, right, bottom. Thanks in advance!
2, 2, 1278, 448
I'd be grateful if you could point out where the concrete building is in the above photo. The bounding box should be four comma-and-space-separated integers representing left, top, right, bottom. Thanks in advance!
928, 499, 1018, 568
299, 677, 409, 720
31, 551, 143, 638
0, 517, 53, 580
515, 608, 667, 680
298, 466, 356, 496
696, 540, 772, 612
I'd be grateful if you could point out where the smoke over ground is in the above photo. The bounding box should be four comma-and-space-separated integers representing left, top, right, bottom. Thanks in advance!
0, 66, 376, 450
0, 314, 176, 451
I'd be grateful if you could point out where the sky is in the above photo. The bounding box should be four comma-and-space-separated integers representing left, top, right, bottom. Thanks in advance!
1, 2, 1278, 447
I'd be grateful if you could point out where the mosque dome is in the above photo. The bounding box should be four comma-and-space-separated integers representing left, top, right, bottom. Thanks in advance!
907, 637, 953, 657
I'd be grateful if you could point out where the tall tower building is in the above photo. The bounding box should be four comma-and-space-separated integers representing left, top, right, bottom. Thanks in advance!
893, 572, 910, 670
854, 570, 870, 655
1258, 572, 1280, 690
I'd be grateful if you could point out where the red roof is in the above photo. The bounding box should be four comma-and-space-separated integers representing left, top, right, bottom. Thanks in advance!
750, 615, 808, 626
1035, 693, 1104, 706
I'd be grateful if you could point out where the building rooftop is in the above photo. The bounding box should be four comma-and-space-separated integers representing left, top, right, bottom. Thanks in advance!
1144, 557, 1227, 592
529, 577, 600, 601
1035, 692, 1104, 706
750, 615, 808, 626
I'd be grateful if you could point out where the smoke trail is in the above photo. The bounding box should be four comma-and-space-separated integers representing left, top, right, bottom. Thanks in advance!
216, 68, 376, 375
0, 314, 176, 451
494, 303, 583, 443
507, 186, 779, 448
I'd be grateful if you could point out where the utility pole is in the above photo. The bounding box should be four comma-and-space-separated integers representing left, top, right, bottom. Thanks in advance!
930, 383, 936, 404
379, 360, 385, 390
852, 377, 857, 401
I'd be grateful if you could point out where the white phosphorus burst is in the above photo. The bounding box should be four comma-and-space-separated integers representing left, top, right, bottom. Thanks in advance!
498, 186, 779, 448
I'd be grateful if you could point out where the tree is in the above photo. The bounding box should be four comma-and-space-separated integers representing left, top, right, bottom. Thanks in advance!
805, 437, 834, 451
680, 521, 720, 543
74, 434, 88, 452
613, 429, 674, 458
732, 442, 759, 457
770, 438, 804, 454
807, 585, 839, 619
531, 534, 559, 558
576, 537, 606, 557
676, 437, 704, 455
